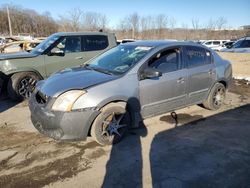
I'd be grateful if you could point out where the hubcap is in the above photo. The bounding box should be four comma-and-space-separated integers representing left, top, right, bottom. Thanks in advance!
213, 87, 225, 107
18, 77, 37, 98
101, 112, 127, 141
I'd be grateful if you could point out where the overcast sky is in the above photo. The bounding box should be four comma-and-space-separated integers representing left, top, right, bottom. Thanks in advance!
1, 0, 250, 28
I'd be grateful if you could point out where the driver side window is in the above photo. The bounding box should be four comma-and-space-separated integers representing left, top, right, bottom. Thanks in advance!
52, 36, 81, 53
148, 49, 180, 73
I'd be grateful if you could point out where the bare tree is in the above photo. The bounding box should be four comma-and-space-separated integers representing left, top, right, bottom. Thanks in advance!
169, 17, 176, 38
191, 18, 200, 30
82, 12, 108, 31
181, 23, 190, 40
155, 14, 168, 39
216, 17, 227, 30
128, 12, 140, 38
69, 8, 83, 32
0, 4, 58, 36
58, 8, 83, 32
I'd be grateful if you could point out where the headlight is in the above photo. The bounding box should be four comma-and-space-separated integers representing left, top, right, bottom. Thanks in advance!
52, 90, 86, 112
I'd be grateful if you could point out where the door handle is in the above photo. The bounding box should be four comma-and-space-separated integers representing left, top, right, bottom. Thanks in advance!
208, 69, 215, 75
177, 77, 185, 83
75, 56, 83, 60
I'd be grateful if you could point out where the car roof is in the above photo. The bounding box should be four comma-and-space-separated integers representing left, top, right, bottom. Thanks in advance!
53, 32, 113, 36
121, 40, 205, 48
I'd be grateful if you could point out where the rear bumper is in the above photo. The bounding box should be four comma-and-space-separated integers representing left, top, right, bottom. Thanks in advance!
29, 93, 100, 141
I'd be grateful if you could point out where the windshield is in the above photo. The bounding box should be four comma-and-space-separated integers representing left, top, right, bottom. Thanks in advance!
232, 39, 243, 48
31, 34, 60, 54
86, 45, 153, 74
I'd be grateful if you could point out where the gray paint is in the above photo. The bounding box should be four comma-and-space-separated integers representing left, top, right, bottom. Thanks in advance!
29, 41, 232, 140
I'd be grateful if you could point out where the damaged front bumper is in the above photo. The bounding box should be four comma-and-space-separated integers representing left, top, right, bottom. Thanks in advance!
29, 92, 100, 141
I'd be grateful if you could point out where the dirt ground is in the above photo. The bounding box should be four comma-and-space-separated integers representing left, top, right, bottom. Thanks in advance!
218, 52, 250, 78
0, 80, 250, 188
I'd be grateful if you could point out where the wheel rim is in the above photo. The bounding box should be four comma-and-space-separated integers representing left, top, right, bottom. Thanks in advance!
101, 112, 128, 142
212, 86, 225, 107
18, 77, 37, 98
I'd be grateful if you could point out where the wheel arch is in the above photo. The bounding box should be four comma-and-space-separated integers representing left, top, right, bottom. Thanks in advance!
87, 100, 128, 136
5, 69, 44, 80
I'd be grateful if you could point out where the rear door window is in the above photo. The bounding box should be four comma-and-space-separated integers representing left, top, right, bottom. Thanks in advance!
185, 46, 210, 68
81, 35, 109, 51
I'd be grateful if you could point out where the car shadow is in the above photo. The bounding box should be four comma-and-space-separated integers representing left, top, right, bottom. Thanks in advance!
0, 97, 20, 113
102, 104, 250, 187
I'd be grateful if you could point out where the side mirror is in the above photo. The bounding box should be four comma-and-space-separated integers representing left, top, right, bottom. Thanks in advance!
142, 68, 162, 80
48, 48, 65, 56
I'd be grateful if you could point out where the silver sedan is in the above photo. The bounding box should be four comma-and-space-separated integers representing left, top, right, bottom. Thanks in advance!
29, 41, 232, 145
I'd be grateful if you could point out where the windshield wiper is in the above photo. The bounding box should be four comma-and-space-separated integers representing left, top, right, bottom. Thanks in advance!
91, 67, 114, 75
81, 64, 113, 75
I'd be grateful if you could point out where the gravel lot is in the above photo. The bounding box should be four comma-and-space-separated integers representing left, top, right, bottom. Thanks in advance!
0, 80, 250, 188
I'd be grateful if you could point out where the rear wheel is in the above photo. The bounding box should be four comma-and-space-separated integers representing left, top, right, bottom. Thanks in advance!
91, 103, 130, 145
203, 83, 226, 110
7, 72, 40, 101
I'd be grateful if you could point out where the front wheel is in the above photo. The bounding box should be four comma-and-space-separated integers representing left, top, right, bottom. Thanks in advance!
7, 72, 40, 101
203, 83, 226, 110
91, 103, 130, 145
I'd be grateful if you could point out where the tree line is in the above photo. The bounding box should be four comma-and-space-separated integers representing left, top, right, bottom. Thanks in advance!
0, 5, 58, 36
0, 5, 249, 40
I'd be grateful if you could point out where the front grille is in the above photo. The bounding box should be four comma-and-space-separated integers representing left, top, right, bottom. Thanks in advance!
36, 91, 48, 104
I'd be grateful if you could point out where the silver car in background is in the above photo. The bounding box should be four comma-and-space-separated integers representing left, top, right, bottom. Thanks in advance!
29, 41, 232, 145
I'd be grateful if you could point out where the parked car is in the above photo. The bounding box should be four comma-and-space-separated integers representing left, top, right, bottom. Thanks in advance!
0, 32, 117, 100
0, 40, 42, 54
211, 41, 235, 51
202, 40, 230, 48
29, 41, 232, 145
221, 37, 250, 53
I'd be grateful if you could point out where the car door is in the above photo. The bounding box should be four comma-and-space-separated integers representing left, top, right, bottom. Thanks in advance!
184, 46, 216, 105
44, 36, 85, 76
139, 47, 188, 118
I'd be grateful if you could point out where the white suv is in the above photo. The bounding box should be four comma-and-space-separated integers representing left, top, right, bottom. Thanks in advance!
202, 40, 229, 48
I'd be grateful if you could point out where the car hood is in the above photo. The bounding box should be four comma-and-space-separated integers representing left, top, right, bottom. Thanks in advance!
38, 67, 118, 97
0, 51, 38, 60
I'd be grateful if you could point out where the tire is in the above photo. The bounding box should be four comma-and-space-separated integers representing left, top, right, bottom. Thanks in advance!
7, 72, 40, 101
202, 83, 226, 110
91, 103, 131, 145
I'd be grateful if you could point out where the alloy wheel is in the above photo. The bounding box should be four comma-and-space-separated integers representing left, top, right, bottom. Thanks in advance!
213, 86, 225, 107
101, 112, 127, 142
18, 77, 37, 98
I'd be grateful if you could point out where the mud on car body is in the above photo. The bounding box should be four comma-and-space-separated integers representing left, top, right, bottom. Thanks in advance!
29, 41, 232, 145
